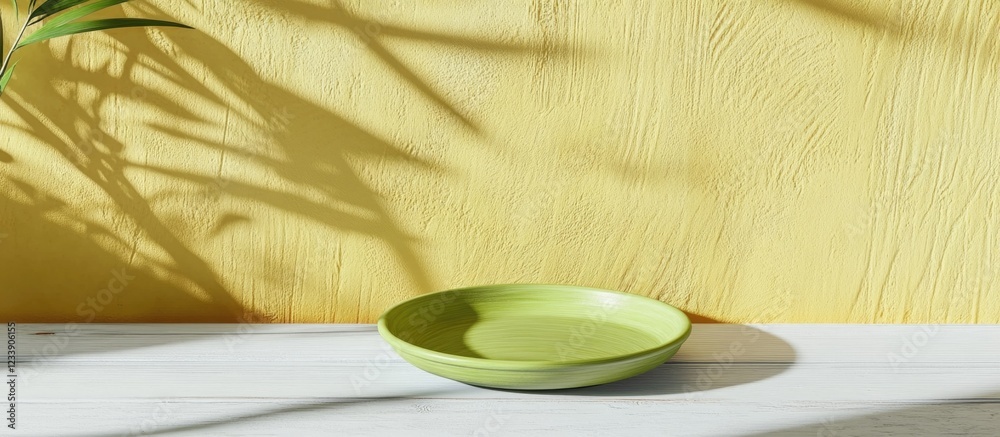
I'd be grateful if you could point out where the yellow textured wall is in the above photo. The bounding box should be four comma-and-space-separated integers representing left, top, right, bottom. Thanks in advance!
1, 0, 998, 323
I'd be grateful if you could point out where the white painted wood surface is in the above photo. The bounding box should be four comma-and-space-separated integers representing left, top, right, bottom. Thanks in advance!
6, 324, 1000, 436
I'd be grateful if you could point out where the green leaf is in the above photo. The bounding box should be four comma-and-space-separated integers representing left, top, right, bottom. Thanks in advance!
36, 0, 129, 30
0, 62, 17, 95
18, 18, 192, 48
11, 0, 19, 21
29, 0, 95, 23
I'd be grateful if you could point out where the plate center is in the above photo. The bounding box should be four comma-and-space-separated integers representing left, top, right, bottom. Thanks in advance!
413, 315, 662, 361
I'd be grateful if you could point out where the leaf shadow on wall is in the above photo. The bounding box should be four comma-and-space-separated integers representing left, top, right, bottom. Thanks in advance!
261, 0, 727, 324
0, 178, 250, 322
791, 0, 1000, 81
0, 2, 552, 323
121, 0, 560, 320
248, 0, 546, 133
0, 36, 272, 323
791, 0, 902, 33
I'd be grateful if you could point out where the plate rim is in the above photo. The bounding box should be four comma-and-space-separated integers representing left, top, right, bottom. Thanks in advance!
377, 283, 692, 371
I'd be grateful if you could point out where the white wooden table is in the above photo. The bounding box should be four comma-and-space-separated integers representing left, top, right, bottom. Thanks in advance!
7, 324, 1000, 436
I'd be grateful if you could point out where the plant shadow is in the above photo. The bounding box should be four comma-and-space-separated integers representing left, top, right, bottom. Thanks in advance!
0, 179, 256, 322
791, 0, 902, 33
1, 1, 560, 324
74, 393, 466, 437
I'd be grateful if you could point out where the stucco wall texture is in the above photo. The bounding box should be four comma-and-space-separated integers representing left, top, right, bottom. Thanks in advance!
1, 0, 998, 323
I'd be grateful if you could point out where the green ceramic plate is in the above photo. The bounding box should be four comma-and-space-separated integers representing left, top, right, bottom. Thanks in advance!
377, 284, 691, 390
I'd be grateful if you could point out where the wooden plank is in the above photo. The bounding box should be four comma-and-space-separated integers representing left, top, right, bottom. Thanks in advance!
14, 361, 1000, 401
16, 324, 1000, 364
12, 399, 1000, 437
6, 324, 1000, 436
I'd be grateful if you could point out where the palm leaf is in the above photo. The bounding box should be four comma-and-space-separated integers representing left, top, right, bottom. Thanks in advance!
18, 18, 192, 48
36, 0, 129, 30
0, 62, 17, 94
29, 0, 95, 23
11, 0, 19, 21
